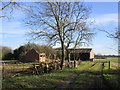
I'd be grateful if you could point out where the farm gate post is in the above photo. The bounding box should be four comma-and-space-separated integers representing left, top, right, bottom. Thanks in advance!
108, 61, 110, 69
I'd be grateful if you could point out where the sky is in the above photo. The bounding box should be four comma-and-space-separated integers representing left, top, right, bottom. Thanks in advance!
0, 2, 118, 55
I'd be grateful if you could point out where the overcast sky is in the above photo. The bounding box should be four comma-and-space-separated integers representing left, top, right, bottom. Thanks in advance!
0, 2, 118, 55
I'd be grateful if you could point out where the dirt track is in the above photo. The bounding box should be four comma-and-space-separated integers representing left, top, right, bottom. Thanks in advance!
55, 63, 112, 89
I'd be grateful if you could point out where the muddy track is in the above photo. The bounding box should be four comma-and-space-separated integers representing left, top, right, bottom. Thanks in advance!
55, 63, 97, 89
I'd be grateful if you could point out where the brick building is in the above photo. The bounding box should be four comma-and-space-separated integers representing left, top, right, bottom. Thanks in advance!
23, 49, 46, 62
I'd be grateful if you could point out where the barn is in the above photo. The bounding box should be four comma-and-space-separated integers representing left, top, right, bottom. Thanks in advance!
55, 48, 94, 61
23, 49, 46, 62
69, 48, 94, 61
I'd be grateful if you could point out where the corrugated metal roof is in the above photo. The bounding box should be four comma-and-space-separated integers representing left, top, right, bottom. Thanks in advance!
70, 49, 92, 53
69, 49, 92, 53
55, 48, 92, 53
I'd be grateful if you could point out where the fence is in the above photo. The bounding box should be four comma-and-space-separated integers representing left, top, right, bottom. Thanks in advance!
2, 60, 111, 78
94, 61, 110, 70
2, 63, 32, 79
28, 60, 82, 75
2, 60, 82, 78
94, 61, 111, 78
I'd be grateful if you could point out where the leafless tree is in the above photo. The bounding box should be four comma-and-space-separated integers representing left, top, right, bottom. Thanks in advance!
98, 28, 119, 54
0, 0, 17, 18
99, 28, 119, 39
0, 0, 36, 19
25, 2, 95, 69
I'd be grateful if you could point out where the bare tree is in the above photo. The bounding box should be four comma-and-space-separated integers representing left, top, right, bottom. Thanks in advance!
99, 28, 119, 39
24, 2, 94, 69
0, 0, 37, 19
0, 0, 14, 11
0, 0, 17, 18
98, 28, 119, 55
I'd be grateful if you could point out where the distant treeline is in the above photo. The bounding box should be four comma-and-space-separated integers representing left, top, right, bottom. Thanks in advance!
1, 43, 58, 61
95, 54, 119, 59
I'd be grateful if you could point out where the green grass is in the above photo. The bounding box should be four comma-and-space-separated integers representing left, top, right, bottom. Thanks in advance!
3, 71, 68, 88
96, 57, 119, 63
2, 62, 94, 89
88, 63, 102, 71
2, 60, 120, 89
102, 61, 119, 90
2, 61, 41, 79
102, 68, 120, 90
69, 61, 119, 89
70, 63, 103, 88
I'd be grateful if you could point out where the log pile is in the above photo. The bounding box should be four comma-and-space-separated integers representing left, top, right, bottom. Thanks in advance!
28, 60, 82, 75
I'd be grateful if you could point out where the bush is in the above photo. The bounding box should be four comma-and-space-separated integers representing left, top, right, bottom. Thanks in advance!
13, 43, 56, 60
0, 46, 13, 60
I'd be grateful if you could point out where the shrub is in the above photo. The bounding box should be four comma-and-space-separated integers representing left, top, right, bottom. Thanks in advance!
0, 46, 13, 60
13, 43, 56, 60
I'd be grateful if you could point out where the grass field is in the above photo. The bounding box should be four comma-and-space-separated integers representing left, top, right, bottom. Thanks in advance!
2, 57, 120, 89
2, 62, 94, 88
95, 57, 119, 63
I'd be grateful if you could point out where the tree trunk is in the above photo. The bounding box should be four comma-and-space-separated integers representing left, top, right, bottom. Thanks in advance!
60, 42, 65, 70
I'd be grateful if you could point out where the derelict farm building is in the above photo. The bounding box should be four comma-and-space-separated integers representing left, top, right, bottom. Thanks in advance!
22, 48, 94, 62
69, 48, 94, 61
56, 48, 94, 61
23, 49, 46, 62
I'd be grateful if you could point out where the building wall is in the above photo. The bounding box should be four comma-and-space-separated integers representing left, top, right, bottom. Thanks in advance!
79, 53, 90, 60
70, 50, 94, 61
24, 49, 39, 62
39, 54, 46, 62
90, 50, 94, 59
70, 53, 90, 61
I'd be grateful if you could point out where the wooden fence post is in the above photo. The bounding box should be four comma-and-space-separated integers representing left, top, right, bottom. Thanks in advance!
58, 62, 61, 70
78, 60, 81, 65
3, 63, 5, 73
108, 61, 110, 69
67, 62, 70, 68
74, 60, 76, 68
68, 53, 70, 62
54, 62, 57, 70
70, 62, 72, 68
101, 62, 104, 77
44, 63, 48, 73
32, 64, 35, 74
102, 63, 104, 69
3, 63, 5, 79
35, 64, 39, 75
